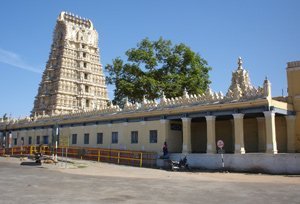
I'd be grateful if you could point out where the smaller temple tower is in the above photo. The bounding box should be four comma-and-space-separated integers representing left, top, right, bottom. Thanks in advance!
226, 57, 261, 100
228, 57, 254, 93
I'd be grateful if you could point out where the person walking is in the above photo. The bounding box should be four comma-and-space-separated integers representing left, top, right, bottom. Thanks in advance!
163, 141, 168, 158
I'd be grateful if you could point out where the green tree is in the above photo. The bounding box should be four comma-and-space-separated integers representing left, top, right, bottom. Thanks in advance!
105, 37, 211, 106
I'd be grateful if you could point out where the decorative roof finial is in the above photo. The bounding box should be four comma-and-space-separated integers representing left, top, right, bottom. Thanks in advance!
238, 57, 243, 70
183, 88, 189, 99
160, 91, 166, 104
161, 91, 166, 99
124, 97, 129, 106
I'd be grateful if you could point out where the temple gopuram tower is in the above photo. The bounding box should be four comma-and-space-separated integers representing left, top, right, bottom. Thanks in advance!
32, 12, 109, 116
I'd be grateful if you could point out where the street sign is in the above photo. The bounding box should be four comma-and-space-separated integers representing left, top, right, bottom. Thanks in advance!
217, 140, 224, 148
217, 140, 225, 168
59, 134, 69, 147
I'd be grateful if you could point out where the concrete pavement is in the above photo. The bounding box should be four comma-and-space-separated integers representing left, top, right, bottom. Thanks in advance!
0, 157, 299, 204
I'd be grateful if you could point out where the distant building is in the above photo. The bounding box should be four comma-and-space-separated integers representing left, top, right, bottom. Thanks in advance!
1, 12, 299, 159
32, 12, 109, 116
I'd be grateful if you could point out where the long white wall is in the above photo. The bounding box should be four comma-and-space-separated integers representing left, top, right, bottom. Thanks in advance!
160, 153, 300, 174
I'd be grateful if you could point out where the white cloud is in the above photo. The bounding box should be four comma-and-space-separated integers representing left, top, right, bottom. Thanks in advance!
0, 48, 42, 74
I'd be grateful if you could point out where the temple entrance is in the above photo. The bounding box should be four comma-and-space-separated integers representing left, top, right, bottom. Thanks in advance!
191, 118, 207, 153
168, 119, 183, 153
275, 115, 287, 153
216, 116, 234, 153
243, 113, 260, 153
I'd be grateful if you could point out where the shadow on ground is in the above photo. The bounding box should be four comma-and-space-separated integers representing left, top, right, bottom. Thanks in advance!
20, 161, 41, 166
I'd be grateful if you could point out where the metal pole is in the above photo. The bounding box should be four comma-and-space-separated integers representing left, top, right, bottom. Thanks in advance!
66, 147, 68, 168
140, 153, 143, 167
221, 148, 224, 168
61, 147, 63, 167
51, 127, 54, 160
66, 135, 69, 168
55, 125, 58, 162
55, 140, 58, 162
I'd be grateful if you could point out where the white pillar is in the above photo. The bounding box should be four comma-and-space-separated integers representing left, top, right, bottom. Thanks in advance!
233, 113, 245, 154
205, 116, 216, 153
285, 115, 296, 153
181, 117, 192, 154
263, 111, 278, 154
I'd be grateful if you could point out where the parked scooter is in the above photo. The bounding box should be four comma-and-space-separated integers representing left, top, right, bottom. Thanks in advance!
170, 156, 189, 171
34, 152, 43, 164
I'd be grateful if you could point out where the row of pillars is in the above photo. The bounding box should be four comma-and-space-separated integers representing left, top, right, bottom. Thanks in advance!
180, 111, 296, 154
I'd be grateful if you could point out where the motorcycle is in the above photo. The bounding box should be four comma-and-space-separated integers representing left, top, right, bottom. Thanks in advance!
34, 152, 43, 164
170, 156, 189, 171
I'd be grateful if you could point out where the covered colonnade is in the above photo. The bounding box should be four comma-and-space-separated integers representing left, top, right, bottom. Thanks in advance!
165, 105, 295, 155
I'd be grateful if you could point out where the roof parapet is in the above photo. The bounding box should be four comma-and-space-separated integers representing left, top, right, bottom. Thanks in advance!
58, 11, 93, 29
287, 61, 300, 69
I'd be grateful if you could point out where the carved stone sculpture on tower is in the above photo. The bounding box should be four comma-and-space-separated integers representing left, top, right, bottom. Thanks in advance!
226, 57, 257, 100
32, 12, 109, 116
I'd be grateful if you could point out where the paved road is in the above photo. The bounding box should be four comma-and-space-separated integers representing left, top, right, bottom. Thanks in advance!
0, 158, 299, 204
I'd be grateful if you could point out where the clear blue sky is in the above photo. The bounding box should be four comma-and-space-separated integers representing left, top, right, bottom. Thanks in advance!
0, 0, 299, 118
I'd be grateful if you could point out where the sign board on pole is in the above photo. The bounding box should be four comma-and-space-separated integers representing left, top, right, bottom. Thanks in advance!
59, 134, 69, 147
217, 140, 224, 149
56, 127, 59, 136
8, 133, 12, 148
217, 140, 225, 168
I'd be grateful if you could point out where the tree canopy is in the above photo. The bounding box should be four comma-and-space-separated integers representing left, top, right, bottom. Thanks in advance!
105, 37, 211, 106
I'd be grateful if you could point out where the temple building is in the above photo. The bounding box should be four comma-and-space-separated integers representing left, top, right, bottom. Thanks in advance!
32, 12, 109, 116
0, 12, 299, 173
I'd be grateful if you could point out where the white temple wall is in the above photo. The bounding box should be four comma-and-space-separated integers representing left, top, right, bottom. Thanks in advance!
163, 153, 300, 174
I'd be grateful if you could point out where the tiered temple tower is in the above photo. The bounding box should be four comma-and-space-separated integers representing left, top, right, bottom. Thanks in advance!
32, 12, 109, 116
